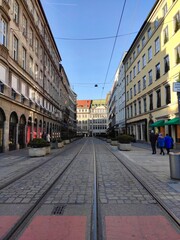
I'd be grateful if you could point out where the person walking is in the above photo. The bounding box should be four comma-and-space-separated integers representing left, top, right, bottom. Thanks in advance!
46, 133, 51, 143
150, 130, 157, 154
164, 134, 173, 154
157, 133, 165, 155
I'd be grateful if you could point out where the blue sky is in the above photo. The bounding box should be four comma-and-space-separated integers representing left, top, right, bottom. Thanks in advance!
40, 0, 156, 100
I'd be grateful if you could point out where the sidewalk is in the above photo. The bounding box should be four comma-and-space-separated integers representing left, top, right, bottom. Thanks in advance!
112, 142, 180, 224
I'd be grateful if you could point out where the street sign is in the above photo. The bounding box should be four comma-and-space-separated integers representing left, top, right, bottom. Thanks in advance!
173, 82, 180, 92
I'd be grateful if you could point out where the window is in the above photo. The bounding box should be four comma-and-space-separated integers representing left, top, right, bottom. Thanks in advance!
40, 45, 43, 63
35, 38, 39, 55
162, 3, 168, 17
134, 84, 136, 96
130, 105, 133, 117
174, 11, 180, 33
130, 57, 132, 64
143, 76, 146, 89
143, 97, 147, 112
22, 15, 27, 37
155, 37, 160, 54
154, 17, 159, 29
163, 26, 169, 44
138, 80, 141, 93
147, 27, 152, 39
133, 51, 136, 60
127, 91, 129, 101
149, 94, 153, 110
164, 55, 170, 73
148, 70, 153, 85
133, 66, 136, 78
142, 36, 146, 48
29, 57, 33, 76
134, 102, 137, 116
139, 100, 141, 114
155, 63, 160, 80
13, 35, 18, 61
0, 18, 7, 47
29, 27, 33, 47
165, 85, 171, 104
22, 47, 26, 70
137, 60, 140, 73
130, 71, 132, 82
148, 46, 152, 61
35, 64, 38, 80
142, 54, 146, 68
156, 89, 161, 108
0, 81, 4, 94
137, 44, 140, 54
175, 45, 180, 64
126, 75, 129, 85
13, 0, 19, 24
130, 88, 132, 99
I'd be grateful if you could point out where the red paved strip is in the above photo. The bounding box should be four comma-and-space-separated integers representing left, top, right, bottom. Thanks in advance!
19, 216, 86, 240
0, 216, 20, 238
106, 216, 180, 240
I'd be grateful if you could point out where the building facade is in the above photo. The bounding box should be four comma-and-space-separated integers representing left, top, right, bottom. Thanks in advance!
76, 100, 91, 136
108, 54, 126, 136
123, 0, 180, 145
0, 0, 75, 152
77, 99, 108, 136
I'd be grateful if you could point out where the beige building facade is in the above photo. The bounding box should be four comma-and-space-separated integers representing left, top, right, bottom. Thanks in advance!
0, 0, 75, 152
123, 0, 180, 146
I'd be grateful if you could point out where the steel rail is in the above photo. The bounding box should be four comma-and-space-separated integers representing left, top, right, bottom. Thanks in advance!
0, 138, 83, 191
105, 142, 180, 229
2, 139, 87, 240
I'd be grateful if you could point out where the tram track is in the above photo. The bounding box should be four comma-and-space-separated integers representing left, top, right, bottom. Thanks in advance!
1, 138, 179, 239
2, 139, 87, 240
0, 139, 83, 191
104, 141, 180, 229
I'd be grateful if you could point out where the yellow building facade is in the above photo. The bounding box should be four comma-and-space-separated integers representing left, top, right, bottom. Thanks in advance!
123, 0, 180, 146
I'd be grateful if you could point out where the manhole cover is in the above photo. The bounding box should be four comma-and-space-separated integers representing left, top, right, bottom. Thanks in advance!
51, 205, 66, 215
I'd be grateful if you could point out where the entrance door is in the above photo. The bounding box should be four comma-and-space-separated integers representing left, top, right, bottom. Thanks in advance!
0, 123, 4, 153
18, 115, 26, 149
0, 109, 5, 153
9, 112, 18, 151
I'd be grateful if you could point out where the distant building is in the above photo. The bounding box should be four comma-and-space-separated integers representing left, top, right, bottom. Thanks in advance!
108, 53, 126, 136
77, 99, 108, 136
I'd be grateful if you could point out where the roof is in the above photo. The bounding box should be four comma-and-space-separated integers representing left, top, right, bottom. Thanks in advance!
77, 100, 91, 108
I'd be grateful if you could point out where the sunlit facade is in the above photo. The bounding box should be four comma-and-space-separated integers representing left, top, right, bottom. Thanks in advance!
123, 0, 180, 146
0, 0, 75, 152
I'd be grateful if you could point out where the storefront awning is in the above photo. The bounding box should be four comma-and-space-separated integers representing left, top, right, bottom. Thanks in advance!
150, 120, 165, 127
164, 117, 180, 125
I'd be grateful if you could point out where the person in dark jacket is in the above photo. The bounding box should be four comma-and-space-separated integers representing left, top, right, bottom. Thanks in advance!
150, 130, 157, 154
164, 134, 173, 154
157, 133, 165, 155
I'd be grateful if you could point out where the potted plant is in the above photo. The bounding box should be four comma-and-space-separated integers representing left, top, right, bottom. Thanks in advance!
118, 134, 134, 151
57, 138, 64, 148
50, 138, 58, 149
110, 137, 118, 146
28, 138, 50, 156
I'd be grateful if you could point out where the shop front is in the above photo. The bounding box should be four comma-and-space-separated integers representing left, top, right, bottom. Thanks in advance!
9, 112, 18, 151
0, 108, 5, 153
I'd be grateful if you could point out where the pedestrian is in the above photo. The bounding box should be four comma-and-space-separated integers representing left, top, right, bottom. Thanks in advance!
164, 134, 173, 154
157, 133, 165, 155
150, 130, 157, 154
46, 133, 51, 143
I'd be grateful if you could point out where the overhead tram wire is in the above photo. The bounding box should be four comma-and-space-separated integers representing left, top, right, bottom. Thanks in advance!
101, 0, 127, 99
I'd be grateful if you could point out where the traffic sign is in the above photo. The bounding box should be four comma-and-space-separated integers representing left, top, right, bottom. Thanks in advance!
173, 82, 180, 92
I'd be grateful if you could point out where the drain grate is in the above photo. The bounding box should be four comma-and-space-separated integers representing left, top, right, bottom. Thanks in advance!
51, 205, 66, 215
